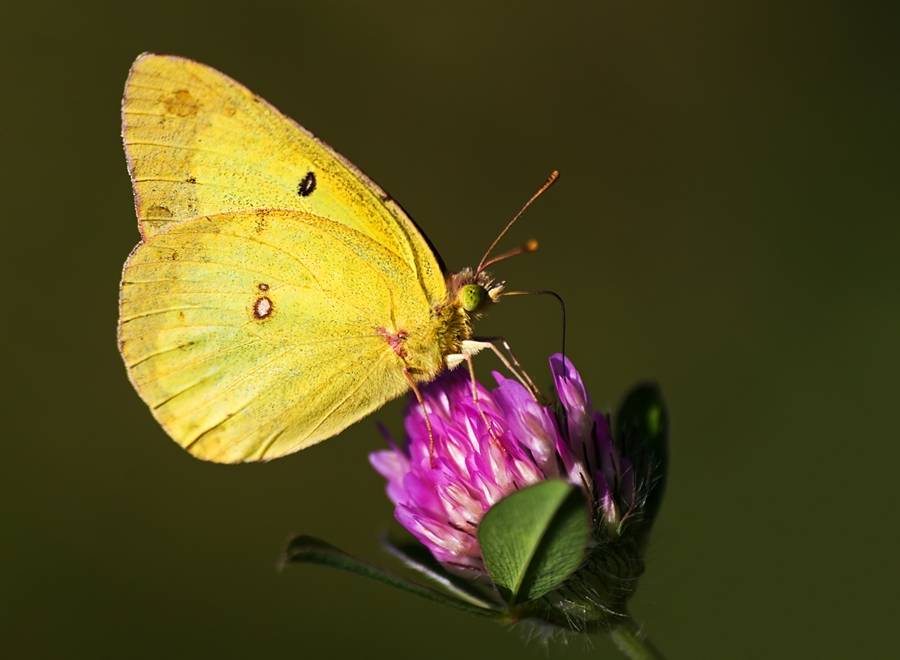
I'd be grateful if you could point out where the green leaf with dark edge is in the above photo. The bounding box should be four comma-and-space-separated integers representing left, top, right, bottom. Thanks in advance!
614, 382, 669, 547
283, 535, 498, 618
477, 480, 591, 604
382, 535, 503, 611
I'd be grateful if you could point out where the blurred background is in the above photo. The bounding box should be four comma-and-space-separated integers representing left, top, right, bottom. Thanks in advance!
2, 1, 898, 658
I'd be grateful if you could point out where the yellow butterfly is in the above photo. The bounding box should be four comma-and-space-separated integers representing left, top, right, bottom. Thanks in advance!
119, 53, 556, 463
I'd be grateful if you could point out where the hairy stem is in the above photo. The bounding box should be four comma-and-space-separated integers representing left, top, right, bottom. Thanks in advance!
609, 618, 666, 660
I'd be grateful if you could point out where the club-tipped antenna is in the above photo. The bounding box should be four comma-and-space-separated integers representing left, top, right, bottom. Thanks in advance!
476, 170, 559, 275
479, 239, 540, 271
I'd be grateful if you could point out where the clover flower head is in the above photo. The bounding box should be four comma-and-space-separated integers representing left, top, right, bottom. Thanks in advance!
370, 354, 665, 578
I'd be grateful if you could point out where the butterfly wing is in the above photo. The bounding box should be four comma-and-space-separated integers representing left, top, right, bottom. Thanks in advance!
122, 52, 445, 305
119, 210, 443, 463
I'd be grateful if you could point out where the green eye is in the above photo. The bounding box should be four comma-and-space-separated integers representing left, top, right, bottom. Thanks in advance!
459, 284, 488, 312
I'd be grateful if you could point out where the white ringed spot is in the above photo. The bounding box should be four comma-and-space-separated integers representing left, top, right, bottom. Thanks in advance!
253, 296, 273, 320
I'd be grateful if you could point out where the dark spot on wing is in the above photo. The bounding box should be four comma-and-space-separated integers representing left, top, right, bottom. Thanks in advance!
258, 283, 269, 291
162, 89, 200, 117
186, 176, 197, 184
298, 171, 317, 197
147, 204, 172, 219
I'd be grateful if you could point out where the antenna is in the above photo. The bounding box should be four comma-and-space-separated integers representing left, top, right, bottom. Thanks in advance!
476, 170, 559, 275
479, 239, 539, 271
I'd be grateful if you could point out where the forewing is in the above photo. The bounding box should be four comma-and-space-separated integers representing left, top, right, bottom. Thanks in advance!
118, 210, 426, 462
122, 53, 446, 306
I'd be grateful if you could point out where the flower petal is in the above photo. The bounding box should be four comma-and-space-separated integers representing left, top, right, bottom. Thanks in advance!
368, 449, 410, 506
549, 353, 597, 475
493, 372, 561, 477
395, 505, 483, 569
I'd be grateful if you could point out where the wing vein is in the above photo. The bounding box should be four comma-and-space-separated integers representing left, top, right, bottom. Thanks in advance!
132, 176, 230, 188
127, 341, 196, 368
298, 351, 393, 446
185, 399, 256, 451
151, 374, 215, 410
121, 305, 220, 323
124, 140, 230, 157
127, 257, 293, 286
133, 337, 260, 388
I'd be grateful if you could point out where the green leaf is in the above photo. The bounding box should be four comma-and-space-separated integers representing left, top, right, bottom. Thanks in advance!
382, 536, 503, 611
282, 535, 497, 618
477, 480, 590, 604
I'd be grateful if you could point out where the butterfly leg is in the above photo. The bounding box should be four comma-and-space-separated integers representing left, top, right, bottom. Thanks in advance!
464, 352, 500, 441
403, 367, 436, 466
460, 337, 545, 403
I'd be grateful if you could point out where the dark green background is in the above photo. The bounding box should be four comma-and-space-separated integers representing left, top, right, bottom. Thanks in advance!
3, 2, 897, 658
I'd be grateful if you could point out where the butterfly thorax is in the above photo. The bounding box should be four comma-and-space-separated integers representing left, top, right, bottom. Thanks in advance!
434, 268, 505, 369
388, 269, 503, 382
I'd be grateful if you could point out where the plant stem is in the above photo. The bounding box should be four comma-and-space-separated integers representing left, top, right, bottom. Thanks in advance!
609, 618, 666, 660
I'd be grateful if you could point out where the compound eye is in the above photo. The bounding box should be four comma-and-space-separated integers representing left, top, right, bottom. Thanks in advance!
459, 284, 488, 312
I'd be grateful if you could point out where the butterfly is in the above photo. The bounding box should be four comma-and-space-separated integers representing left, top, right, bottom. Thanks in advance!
118, 53, 557, 463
